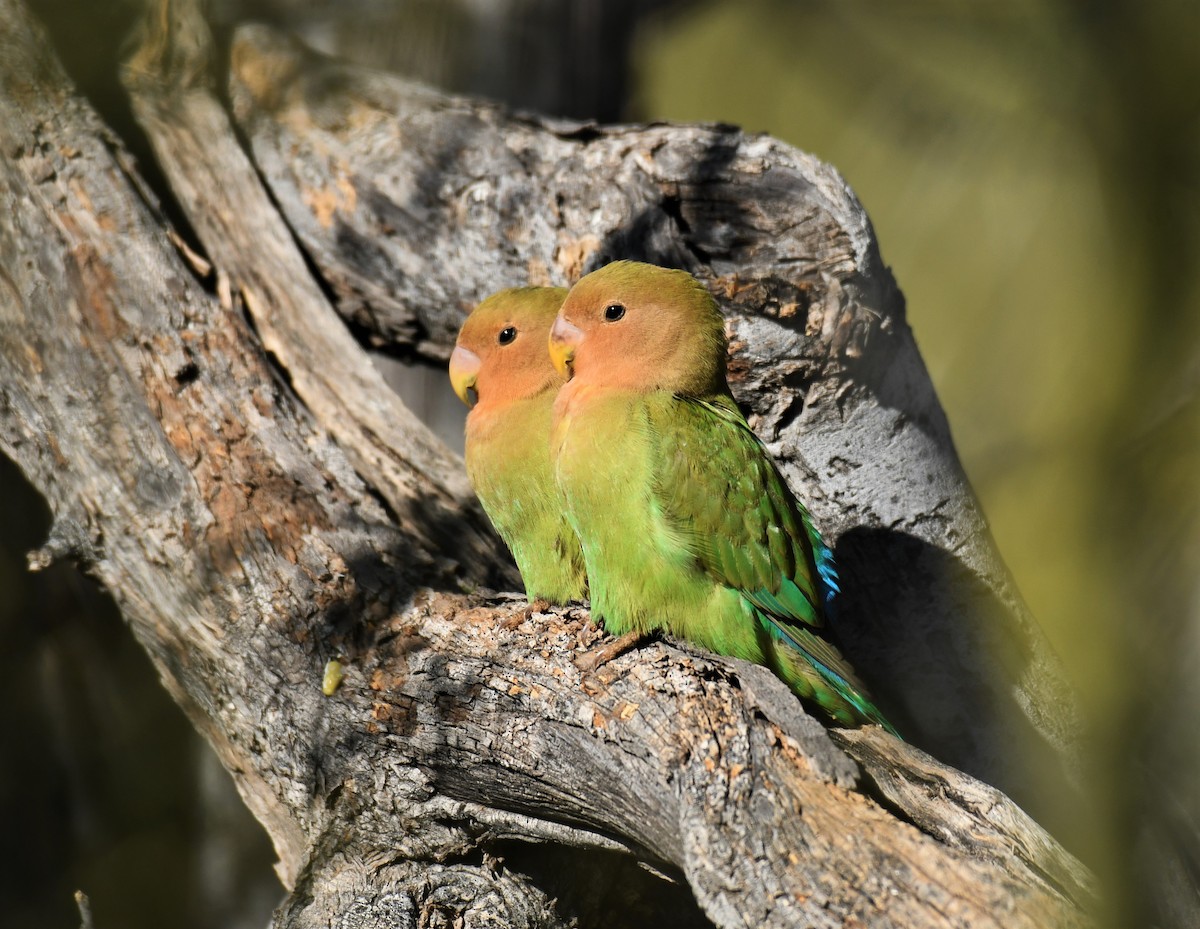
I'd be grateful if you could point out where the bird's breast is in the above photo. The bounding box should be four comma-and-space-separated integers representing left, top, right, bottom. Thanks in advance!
550, 380, 601, 459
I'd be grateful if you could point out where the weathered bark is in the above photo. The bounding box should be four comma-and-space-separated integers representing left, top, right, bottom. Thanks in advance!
217, 22, 1086, 821
0, 0, 1094, 926
119, 0, 504, 586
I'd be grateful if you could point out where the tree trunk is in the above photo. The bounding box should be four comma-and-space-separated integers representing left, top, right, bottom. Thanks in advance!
0, 0, 1094, 926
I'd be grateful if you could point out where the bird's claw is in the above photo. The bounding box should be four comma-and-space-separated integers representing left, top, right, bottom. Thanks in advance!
574, 629, 650, 674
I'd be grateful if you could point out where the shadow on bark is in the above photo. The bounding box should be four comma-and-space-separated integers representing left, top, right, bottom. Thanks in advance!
835, 525, 1085, 849
589, 128, 745, 273
478, 841, 710, 929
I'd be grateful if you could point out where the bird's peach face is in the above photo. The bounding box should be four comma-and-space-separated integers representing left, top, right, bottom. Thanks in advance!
450, 288, 568, 410
549, 291, 644, 383
550, 264, 726, 396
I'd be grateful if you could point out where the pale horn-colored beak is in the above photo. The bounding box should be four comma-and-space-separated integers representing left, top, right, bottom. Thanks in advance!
448, 346, 482, 407
548, 315, 584, 379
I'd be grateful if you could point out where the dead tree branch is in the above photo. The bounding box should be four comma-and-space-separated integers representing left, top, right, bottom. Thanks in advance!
0, 0, 1092, 925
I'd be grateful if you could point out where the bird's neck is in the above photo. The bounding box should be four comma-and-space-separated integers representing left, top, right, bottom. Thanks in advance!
468, 389, 555, 443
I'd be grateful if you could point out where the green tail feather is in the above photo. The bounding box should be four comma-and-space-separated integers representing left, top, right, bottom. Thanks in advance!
755, 608, 900, 737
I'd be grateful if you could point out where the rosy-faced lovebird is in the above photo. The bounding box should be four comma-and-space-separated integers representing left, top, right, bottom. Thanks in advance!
547, 261, 895, 732
450, 286, 586, 603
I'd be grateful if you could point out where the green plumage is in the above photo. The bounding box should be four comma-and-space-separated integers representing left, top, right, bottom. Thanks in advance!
453, 286, 586, 604
550, 261, 894, 732
467, 394, 586, 603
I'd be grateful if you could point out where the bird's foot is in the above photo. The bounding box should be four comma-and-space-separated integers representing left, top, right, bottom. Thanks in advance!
500, 598, 551, 630
575, 629, 651, 674
524, 597, 551, 617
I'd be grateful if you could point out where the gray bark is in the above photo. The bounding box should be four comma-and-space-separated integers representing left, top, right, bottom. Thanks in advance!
0, 0, 1094, 926
219, 22, 1086, 821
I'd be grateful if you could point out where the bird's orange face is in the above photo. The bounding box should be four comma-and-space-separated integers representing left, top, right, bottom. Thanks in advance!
549, 261, 727, 397
450, 287, 569, 412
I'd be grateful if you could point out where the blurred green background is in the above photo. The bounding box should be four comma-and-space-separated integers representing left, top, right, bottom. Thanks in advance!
4, 0, 1197, 927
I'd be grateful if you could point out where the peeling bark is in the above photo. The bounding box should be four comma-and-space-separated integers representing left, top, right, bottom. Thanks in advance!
0, 0, 1094, 926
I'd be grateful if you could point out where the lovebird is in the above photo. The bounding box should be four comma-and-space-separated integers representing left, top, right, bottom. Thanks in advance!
547, 261, 895, 732
450, 286, 587, 603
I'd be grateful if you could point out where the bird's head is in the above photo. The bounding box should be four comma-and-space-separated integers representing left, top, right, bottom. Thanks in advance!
549, 260, 727, 396
450, 286, 569, 411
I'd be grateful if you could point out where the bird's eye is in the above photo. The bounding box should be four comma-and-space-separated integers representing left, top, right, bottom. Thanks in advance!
603, 303, 626, 322
497, 326, 517, 345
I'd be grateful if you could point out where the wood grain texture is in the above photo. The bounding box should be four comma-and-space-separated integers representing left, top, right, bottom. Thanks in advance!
120, 0, 505, 583
0, 0, 1095, 925
224, 22, 1086, 821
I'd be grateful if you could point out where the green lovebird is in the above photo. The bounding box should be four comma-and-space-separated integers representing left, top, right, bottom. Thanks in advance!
547, 261, 895, 733
450, 286, 587, 603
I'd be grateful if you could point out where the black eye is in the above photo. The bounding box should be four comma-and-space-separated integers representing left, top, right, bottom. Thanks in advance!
604, 303, 626, 322
497, 326, 517, 345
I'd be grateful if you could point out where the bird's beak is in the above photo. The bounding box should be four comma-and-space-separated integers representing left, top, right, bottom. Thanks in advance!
449, 346, 482, 407
548, 315, 584, 379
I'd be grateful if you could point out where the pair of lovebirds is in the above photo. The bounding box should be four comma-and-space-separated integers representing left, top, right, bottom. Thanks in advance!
449, 260, 896, 734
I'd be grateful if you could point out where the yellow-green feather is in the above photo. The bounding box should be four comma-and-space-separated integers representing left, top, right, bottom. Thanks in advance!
555, 388, 894, 733
468, 394, 586, 603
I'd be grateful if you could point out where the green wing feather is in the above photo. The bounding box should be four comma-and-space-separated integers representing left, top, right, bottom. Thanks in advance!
652, 395, 823, 622
649, 395, 896, 733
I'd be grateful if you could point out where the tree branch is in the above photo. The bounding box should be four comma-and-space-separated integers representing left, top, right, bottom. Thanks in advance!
0, 0, 1094, 925
217, 19, 1086, 823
